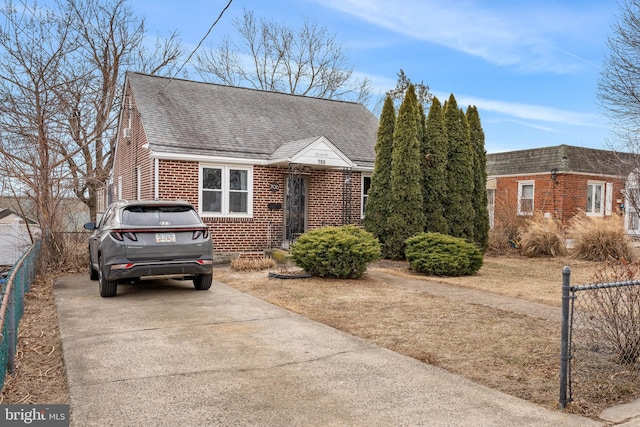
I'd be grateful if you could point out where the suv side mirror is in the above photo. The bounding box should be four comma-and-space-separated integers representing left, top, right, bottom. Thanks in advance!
83, 222, 97, 231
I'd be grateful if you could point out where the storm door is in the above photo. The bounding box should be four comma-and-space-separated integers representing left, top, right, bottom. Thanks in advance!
284, 165, 308, 244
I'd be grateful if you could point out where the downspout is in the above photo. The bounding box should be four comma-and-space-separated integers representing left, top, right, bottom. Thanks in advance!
154, 158, 159, 200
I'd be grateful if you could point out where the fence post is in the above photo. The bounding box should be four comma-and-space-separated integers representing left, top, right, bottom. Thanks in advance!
559, 266, 571, 409
6, 284, 15, 374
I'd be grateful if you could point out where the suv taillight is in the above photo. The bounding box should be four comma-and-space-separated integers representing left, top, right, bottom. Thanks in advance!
192, 228, 209, 240
110, 231, 138, 241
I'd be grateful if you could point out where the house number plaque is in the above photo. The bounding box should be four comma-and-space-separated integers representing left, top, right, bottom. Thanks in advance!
270, 182, 280, 192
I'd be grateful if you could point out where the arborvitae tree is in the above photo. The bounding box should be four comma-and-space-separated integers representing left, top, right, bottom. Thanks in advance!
422, 97, 449, 234
417, 103, 427, 148
385, 84, 425, 259
467, 105, 489, 249
443, 94, 475, 241
364, 96, 396, 244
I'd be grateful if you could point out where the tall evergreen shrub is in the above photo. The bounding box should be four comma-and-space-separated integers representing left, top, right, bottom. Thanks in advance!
364, 96, 395, 246
443, 94, 475, 241
467, 106, 489, 249
423, 97, 449, 234
385, 85, 424, 260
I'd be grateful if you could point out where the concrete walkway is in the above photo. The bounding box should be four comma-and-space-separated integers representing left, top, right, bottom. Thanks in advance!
55, 274, 601, 426
368, 269, 561, 322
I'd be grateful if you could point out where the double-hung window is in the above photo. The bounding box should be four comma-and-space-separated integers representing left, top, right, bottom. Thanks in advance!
361, 175, 371, 218
517, 181, 534, 215
201, 165, 252, 217
586, 181, 604, 216
487, 189, 495, 228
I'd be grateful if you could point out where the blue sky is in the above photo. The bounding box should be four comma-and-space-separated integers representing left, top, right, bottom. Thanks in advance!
134, 0, 620, 154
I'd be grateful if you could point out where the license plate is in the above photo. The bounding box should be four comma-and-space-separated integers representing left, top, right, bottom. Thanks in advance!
155, 232, 176, 243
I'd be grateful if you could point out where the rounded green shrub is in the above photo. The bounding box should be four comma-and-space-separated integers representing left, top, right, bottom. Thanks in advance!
290, 225, 381, 279
405, 232, 483, 276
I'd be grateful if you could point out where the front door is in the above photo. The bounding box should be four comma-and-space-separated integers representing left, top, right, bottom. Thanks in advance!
284, 173, 307, 243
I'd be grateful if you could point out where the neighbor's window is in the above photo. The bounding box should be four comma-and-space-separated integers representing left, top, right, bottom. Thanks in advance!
201, 165, 252, 216
361, 175, 371, 218
586, 181, 604, 216
517, 181, 534, 215
628, 211, 640, 232
626, 187, 640, 233
487, 188, 495, 228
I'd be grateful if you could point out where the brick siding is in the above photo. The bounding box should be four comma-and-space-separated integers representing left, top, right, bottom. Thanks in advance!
113, 82, 364, 256
492, 172, 625, 227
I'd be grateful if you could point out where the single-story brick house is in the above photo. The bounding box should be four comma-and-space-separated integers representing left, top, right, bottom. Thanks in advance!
112, 72, 378, 256
486, 144, 639, 232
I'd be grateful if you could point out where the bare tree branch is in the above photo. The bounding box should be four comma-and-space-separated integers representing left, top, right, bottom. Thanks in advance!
195, 9, 371, 103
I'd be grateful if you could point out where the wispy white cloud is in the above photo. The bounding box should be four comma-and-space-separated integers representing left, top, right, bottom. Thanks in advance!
312, 0, 601, 74
454, 94, 602, 128
491, 119, 561, 133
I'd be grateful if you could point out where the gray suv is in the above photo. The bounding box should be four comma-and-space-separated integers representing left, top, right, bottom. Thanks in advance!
84, 200, 214, 297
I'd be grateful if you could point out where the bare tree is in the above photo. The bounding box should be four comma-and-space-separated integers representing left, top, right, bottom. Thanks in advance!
386, 69, 432, 109
598, 0, 640, 149
0, 0, 80, 259
597, 0, 640, 232
61, 0, 182, 221
195, 10, 371, 104
0, 0, 183, 263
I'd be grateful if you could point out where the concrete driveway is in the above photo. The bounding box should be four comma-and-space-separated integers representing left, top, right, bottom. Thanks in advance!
54, 274, 599, 427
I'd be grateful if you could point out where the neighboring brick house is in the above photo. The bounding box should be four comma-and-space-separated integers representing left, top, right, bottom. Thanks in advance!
112, 72, 377, 256
486, 144, 638, 232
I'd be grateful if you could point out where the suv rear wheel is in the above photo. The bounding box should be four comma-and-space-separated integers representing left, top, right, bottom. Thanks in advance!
99, 257, 118, 297
89, 259, 99, 281
193, 273, 212, 290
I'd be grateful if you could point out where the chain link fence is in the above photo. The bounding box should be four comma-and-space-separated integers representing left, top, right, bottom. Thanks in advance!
0, 240, 42, 390
560, 267, 640, 410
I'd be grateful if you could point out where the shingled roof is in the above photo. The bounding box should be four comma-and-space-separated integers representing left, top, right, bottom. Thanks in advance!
125, 72, 378, 169
487, 144, 639, 177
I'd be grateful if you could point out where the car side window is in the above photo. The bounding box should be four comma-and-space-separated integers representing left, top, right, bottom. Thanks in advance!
98, 207, 115, 229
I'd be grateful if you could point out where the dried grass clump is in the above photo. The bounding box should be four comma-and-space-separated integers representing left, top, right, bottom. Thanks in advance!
568, 214, 635, 262
485, 227, 514, 256
485, 188, 529, 256
591, 259, 640, 283
230, 257, 277, 271
47, 232, 88, 273
518, 214, 567, 257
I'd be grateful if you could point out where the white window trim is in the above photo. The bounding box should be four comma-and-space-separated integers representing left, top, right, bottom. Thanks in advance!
361, 174, 371, 219
586, 180, 605, 217
487, 189, 495, 229
605, 182, 613, 216
199, 164, 253, 218
517, 180, 534, 216
136, 167, 141, 200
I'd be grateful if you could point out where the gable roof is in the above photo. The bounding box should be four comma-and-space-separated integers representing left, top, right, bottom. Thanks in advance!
0, 208, 37, 225
125, 72, 378, 169
487, 144, 639, 177
267, 136, 355, 168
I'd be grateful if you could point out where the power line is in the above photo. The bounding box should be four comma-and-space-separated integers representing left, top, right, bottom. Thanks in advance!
156, 0, 234, 95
